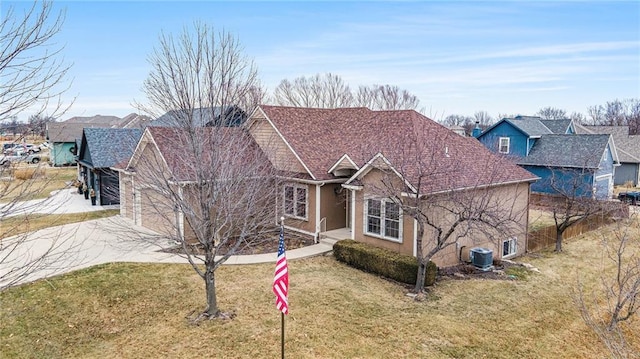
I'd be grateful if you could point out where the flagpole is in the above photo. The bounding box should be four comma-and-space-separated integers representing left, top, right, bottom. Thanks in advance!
280, 216, 285, 359
281, 311, 285, 359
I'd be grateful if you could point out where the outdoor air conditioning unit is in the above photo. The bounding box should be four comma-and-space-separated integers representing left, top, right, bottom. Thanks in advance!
469, 247, 493, 271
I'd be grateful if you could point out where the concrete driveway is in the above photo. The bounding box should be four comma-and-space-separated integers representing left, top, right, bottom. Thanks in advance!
0, 188, 333, 289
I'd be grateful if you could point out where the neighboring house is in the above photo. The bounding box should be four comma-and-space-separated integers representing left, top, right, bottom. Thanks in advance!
149, 106, 247, 127
46, 114, 150, 166
244, 106, 537, 267
576, 125, 640, 186
517, 134, 618, 199
476, 116, 618, 200
77, 128, 142, 205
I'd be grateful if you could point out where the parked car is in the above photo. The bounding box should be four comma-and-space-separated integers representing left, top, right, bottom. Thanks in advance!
3, 143, 40, 156
618, 191, 640, 205
0, 153, 42, 167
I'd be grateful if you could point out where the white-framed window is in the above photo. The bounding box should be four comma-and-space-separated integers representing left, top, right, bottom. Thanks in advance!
499, 137, 510, 154
283, 183, 308, 220
364, 198, 402, 242
502, 237, 517, 258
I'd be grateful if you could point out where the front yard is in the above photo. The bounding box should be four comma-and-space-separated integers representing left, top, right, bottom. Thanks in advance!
1, 218, 638, 358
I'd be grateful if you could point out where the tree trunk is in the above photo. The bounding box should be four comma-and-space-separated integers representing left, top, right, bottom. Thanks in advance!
204, 265, 219, 317
414, 220, 426, 294
415, 260, 427, 294
555, 230, 563, 252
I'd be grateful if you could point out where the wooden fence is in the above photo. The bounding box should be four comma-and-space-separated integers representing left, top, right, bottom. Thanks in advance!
527, 201, 629, 252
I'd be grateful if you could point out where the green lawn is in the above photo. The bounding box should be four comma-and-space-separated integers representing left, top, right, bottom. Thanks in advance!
0, 210, 120, 239
0, 167, 77, 203
1, 218, 639, 358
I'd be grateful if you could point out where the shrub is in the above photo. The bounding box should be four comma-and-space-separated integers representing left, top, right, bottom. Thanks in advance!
333, 240, 437, 287
14, 168, 36, 180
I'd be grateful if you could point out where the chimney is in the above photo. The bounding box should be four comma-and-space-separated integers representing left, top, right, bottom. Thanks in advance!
472, 121, 482, 138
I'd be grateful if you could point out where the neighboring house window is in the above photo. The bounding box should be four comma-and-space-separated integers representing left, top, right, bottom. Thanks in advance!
365, 198, 402, 241
498, 137, 510, 154
284, 184, 307, 220
502, 237, 517, 258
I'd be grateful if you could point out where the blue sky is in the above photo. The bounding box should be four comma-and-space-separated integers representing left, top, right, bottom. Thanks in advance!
3, 0, 639, 121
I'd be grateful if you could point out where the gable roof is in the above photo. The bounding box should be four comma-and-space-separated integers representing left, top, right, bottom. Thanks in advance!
256, 105, 537, 193
516, 134, 614, 169
80, 128, 142, 168
65, 115, 122, 125
578, 125, 640, 163
507, 116, 553, 137
477, 116, 573, 140
540, 119, 573, 134
139, 126, 270, 182
150, 106, 247, 127
47, 113, 150, 142
47, 121, 118, 142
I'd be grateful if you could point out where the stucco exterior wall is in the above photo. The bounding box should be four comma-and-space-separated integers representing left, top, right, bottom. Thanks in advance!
351, 167, 530, 268
320, 183, 347, 231
119, 173, 134, 219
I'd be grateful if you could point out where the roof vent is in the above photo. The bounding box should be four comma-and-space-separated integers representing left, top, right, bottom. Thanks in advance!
469, 247, 493, 271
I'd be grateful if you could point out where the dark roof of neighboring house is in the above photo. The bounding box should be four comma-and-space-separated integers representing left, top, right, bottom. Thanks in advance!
81, 128, 143, 168
47, 113, 150, 142
516, 134, 612, 169
65, 115, 122, 125
478, 116, 573, 139
144, 126, 269, 182
47, 122, 111, 142
578, 125, 640, 163
505, 116, 552, 137
257, 105, 537, 193
119, 113, 152, 128
150, 106, 247, 127
540, 119, 572, 134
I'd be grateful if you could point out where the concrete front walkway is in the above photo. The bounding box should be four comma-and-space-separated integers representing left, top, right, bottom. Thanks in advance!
0, 213, 333, 289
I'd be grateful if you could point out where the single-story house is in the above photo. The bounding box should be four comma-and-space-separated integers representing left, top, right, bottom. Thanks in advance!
245, 106, 537, 267
475, 116, 618, 199
77, 128, 142, 205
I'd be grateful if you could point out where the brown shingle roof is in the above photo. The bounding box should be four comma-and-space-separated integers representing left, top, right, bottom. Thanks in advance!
146, 127, 271, 182
259, 105, 536, 193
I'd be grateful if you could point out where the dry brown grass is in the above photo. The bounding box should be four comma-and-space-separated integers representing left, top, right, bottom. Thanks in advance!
0, 210, 119, 239
1, 221, 639, 358
0, 167, 76, 203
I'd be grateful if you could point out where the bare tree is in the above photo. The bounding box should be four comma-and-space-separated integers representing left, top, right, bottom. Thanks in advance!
0, 0, 72, 122
539, 167, 610, 252
273, 73, 421, 110
587, 99, 640, 134
575, 219, 640, 358
361, 120, 530, 294
28, 114, 55, 137
131, 23, 278, 319
273, 73, 353, 108
536, 106, 567, 120
0, 0, 78, 291
354, 84, 420, 110
570, 111, 586, 124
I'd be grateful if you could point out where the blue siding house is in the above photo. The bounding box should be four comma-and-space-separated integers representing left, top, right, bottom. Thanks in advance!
476, 116, 618, 200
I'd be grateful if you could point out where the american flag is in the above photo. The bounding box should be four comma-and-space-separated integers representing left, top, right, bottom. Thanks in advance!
273, 225, 289, 315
